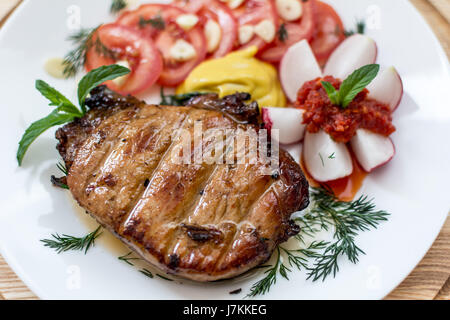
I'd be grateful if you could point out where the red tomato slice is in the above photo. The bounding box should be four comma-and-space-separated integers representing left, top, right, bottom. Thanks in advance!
85, 24, 162, 95
309, 0, 345, 66
232, 0, 279, 51
175, 0, 237, 58
116, 4, 207, 87
259, 0, 316, 63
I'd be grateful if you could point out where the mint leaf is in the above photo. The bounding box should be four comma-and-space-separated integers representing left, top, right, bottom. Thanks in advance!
321, 81, 339, 105
338, 64, 379, 108
321, 64, 380, 108
17, 110, 77, 165
77, 64, 130, 112
35, 80, 82, 116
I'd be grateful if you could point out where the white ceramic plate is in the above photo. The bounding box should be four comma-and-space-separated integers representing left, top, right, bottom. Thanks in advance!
0, 0, 449, 300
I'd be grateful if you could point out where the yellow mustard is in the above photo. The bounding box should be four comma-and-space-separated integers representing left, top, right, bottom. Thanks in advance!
176, 46, 286, 108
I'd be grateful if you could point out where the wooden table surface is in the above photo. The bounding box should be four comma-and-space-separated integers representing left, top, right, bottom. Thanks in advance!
0, 0, 449, 300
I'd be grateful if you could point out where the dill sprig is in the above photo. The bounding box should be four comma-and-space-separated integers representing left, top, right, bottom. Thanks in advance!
62, 27, 97, 78
41, 226, 102, 254
62, 26, 118, 78
246, 241, 326, 298
138, 15, 165, 30
57, 162, 68, 175
277, 23, 288, 42
247, 187, 390, 297
118, 252, 141, 266
139, 268, 154, 278
344, 19, 366, 37
110, 0, 127, 13
303, 187, 389, 281
159, 87, 207, 106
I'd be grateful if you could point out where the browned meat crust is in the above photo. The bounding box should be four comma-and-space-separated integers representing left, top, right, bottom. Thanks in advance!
56, 86, 309, 281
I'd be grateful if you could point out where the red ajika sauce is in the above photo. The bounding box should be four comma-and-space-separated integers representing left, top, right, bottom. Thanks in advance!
295, 76, 395, 201
295, 76, 395, 143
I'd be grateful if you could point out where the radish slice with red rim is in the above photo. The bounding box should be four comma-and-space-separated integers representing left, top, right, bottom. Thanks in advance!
279, 39, 322, 102
303, 130, 353, 182
350, 129, 395, 173
323, 34, 378, 79
262, 107, 306, 144
367, 66, 403, 111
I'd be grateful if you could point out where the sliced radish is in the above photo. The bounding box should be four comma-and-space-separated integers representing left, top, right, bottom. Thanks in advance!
366, 66, 403, 111
262, 107, 306, 144
303, 130, 353, 182
280, 39, 322, 102
323, 34, 378, 79
281, 143, 302, 164
350, 129, 395, 173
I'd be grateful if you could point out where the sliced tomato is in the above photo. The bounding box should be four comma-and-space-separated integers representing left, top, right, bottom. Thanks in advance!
85, 24, 162, 95
259, 0, 316, 63
116, 4, 207, 86
175, 0, 237, 58
309, 0, 345, 66
232, 0, 279, 51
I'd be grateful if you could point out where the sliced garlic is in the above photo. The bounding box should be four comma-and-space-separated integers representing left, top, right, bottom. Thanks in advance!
170, 39, 197, 61
44, 57, 66, 79
176, 14, 199, 31
205, 19, 222, 53
276, 0, 303, 21
111, 60, 130, 87
238, 25, 255, 45
254, 19, 276, 43
227, 0, 245, 9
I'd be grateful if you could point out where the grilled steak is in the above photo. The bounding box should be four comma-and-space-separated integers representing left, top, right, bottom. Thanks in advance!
56, 86, 309, 281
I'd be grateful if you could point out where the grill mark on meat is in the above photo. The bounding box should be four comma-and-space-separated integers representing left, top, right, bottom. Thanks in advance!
159, 115, 238, 262
121, 113, 193, 235
59, 86, 309, 281
119, 112, 191, 232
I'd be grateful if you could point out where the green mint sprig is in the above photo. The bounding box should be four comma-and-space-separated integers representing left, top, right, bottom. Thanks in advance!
17, 64, 130, 165
321, 64, 380, 108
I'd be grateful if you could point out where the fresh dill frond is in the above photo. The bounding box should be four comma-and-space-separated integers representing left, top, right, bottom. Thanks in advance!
344, 19, 366, 37
159, 87, 207, 106
62, 26, 118, 78
277, 23, 288, 42
246, 247, 281, 297
110, 0, 127, 14
247, 187, 390, 297
156, 274, 173, 281
118, 252, 141, 266
62, 27, 97, 78
57, 162, 68, 175
246, 241, 324, 298
138, 15, 165, 30
139, 268, 154, 278
301, 187, 389, 281
41, 226, 102, 254
328, 152, 335, 159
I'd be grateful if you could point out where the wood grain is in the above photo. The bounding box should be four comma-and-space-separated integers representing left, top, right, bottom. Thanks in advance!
0, 0, 449, 300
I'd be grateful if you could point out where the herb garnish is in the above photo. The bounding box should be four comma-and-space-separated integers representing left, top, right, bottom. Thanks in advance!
118, 252, 141, 266
247, 187, 389, 297
62, 27, 96, 78
328, 152, 335, 159
344, 19, 366, 37
62, 27, 119, 78
159, 87, 207, 106
277, 24, 288, 42
17, 65, 130, 165
139, 268, 154, 278
138, 15, 165, 30
321, 64, 379, 108
41, 226, 102, 254
110, 0, 127, 14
